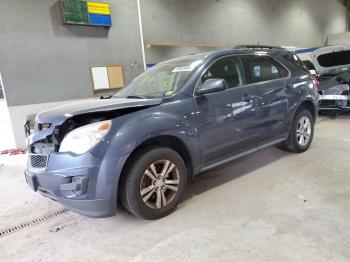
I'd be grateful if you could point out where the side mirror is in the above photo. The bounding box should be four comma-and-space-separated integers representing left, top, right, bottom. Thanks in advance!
196, 78, 228, 95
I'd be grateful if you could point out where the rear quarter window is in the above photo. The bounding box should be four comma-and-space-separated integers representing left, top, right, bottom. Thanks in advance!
283, 53, 310, 73
302, 60, 316, 71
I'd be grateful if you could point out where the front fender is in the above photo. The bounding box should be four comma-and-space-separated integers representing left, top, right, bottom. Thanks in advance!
91, 98, 200, 200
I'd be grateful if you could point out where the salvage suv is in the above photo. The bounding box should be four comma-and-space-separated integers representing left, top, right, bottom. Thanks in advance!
309, 45, 350, 113
25, 46, 318, 219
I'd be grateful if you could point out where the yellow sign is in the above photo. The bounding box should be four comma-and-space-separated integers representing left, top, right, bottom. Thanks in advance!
87, 2, 111, 15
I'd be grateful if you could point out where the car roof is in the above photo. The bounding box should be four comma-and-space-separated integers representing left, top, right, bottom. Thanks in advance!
164, 47, 291, 64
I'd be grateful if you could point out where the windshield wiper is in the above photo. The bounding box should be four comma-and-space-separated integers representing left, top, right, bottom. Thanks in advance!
126, 95, 148, 99
100, 95, 112, 99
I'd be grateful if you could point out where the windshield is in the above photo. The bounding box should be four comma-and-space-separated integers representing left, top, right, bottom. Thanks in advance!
115, 58, 204, 99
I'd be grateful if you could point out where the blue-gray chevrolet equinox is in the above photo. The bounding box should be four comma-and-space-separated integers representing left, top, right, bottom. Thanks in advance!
25, 47, 318, 219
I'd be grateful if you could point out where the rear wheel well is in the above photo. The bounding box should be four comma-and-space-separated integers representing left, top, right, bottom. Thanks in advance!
117, 136, 193, 199
297, 101, 316, 121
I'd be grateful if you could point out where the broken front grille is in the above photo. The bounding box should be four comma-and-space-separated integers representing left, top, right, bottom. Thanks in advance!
28, 154, 48, 171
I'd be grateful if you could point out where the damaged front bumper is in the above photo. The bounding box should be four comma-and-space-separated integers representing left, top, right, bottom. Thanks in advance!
24, 152, 117, 218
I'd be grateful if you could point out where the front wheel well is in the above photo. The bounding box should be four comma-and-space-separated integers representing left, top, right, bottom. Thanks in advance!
117, 135, 193, 199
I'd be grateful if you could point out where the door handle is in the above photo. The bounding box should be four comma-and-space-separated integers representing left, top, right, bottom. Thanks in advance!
241, 94, 254, 102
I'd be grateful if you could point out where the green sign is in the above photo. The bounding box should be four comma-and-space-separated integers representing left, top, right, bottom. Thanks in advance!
62, 0, 89, 25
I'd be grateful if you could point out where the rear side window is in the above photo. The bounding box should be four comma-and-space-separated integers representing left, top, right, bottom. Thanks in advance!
283, 53, 310, 73
317, 50, 350, 67
245, 55, 289, 83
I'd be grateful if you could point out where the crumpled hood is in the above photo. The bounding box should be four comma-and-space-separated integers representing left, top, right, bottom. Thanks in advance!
27, 97, 163, 147
36, 97, 163, 124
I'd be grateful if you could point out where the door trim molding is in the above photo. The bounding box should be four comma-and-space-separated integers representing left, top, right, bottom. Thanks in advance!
198, 136, 286, 173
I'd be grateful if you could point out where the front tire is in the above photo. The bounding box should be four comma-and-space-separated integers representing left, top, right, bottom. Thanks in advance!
121, 147, 187, 220
280, 109, 314, 153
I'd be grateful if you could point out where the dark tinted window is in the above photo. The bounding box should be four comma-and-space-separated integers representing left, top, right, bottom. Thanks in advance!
201, 56, 246, 89
283, 53, 310, 73
245, 55, 289, 83
317, 50, 350, 67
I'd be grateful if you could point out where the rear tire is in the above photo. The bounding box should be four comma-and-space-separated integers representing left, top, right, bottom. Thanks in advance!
279, 109, 314, 153
121, 147, 187, 220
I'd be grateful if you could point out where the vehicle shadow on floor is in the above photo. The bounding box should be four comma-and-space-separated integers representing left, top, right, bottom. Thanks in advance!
181, 146, 289, 203
114, 146, 289, 221
181, 114, 350, 202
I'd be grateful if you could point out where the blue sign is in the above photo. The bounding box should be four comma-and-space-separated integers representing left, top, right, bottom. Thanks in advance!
294, 48, 318, 54
88, 14, 112, 26
146, 64, 156, 69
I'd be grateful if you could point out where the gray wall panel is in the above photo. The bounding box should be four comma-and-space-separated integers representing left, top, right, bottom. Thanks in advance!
142, 0, 347, 63
0, 0, 347, 106
0, 0, 144, 106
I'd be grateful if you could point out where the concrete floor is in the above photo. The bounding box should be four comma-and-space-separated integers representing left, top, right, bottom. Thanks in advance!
1, 115, 350, 261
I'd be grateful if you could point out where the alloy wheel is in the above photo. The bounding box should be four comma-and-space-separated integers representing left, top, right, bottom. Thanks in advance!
296, 116, 312, 146
140, 160, 180, 209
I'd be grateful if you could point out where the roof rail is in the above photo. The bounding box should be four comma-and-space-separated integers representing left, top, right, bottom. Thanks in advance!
235, 45, 285, 50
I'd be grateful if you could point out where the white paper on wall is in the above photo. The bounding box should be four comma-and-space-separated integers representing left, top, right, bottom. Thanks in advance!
91, 67, 110, 90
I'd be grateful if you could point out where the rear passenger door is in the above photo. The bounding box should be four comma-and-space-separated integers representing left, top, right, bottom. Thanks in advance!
244, 55, 290, 140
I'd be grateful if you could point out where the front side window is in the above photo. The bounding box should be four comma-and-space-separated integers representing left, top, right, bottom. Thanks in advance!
246, 55, 289, 83
200, 56, 247, 89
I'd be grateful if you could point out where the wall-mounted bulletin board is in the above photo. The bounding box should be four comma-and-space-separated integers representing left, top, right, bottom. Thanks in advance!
62, 0, 112, 27
90, 65, 125, 92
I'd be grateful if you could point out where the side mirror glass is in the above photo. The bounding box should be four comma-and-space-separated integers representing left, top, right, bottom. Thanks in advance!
196, 79, 228, 95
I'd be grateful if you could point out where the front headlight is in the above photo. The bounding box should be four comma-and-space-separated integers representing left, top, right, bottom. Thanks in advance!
59, 120, 111, 155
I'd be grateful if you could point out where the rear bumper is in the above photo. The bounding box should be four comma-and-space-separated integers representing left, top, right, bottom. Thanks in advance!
24, 152, 118, 218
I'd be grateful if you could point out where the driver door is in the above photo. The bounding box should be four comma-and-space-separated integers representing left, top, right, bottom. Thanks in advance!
193, 55, 259, 166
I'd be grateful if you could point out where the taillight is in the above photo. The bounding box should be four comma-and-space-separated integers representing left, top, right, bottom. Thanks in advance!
312, 76, 319, 91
